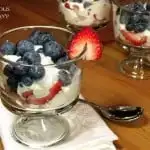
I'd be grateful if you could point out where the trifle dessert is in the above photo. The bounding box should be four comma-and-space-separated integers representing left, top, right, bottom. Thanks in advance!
0, 31, 81, 110
113, 0, 150, 79
113, 1, 150, 48
0, 26, 102, 147
58, 0, 111, 30
0, 26, 102, 111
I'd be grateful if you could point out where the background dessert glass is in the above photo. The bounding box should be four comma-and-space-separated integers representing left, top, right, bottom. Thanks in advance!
113, 0, 150, 79
58, 0, 112, 32
0, 26, 82, 148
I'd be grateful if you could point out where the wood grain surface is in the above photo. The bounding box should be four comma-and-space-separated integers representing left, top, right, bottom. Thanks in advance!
0, 0, 150, 150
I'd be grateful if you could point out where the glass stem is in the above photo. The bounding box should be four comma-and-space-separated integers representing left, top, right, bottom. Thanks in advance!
129, 48, 145, 75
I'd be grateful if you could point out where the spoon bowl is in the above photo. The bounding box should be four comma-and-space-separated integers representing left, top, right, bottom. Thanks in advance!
99, 105, 144, 122
57, 98, 144, 123
78, 99, 143, 123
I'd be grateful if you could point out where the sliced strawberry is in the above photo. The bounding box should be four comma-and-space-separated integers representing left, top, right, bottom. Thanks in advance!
49, 80, 63, 98
64, 3, 71, 9
26, 81, 63, 105
67, 27, 103, 60
27, 94, 52, 105
121, 30, 147, 46
22, 90, 33, 98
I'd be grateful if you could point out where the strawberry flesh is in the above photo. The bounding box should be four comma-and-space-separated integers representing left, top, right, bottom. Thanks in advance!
49, 80, 63, 99
67, 27, 102, 60
24, 81, 63, 105
22, 91, 33, 98
121, 30, 147, 46
65, 3, 71, 9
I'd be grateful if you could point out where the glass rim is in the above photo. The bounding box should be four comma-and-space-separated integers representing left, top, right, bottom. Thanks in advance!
0, 25, 85, 67
113, 0, 150, 14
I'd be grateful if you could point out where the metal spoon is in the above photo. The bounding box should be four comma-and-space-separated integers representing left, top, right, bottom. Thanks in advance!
79, 99, 144, 122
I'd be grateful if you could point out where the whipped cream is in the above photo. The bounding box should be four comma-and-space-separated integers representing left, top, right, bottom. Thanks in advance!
2, 53, 81, 109
59, 0, 111, 27
3, 55, 20, 67
40, 53, 54, 65
17, 66, 60, 98
45, 68, 81, 109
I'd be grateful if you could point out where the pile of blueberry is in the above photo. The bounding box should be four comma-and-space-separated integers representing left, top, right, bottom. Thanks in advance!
118, 2, 150, 33
0, 30, 71, 91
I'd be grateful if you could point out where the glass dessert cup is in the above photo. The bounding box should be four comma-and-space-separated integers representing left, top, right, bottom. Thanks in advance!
112, 1, 130, 53
58, 0, 112, 32
113, 0, 150, 79
0, 26, 82, 148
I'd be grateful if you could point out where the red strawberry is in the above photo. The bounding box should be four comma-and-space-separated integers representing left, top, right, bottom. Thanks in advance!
49, 80, 63, 99
121, 30, 147, 46
67, 27, 102, 60
22, 90, 33, 98
64, 3, 71, 9
26, 81, 63, 105
27, 93, 53, 105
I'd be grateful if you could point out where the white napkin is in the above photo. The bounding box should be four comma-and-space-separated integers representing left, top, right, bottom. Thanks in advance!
0, 96, 118, 150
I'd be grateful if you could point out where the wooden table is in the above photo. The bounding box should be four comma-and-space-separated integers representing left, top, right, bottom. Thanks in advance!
1, 0, 150, 150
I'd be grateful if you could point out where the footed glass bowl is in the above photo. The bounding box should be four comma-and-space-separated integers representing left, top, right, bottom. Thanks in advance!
113, 0, 150, 79
58, 0, 112, 32
0, 26, 82, 148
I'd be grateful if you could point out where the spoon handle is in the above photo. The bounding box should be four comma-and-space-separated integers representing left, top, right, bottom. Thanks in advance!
78, 98, 102, 109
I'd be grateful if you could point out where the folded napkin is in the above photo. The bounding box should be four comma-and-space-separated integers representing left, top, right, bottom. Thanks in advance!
0, 96, 118, 150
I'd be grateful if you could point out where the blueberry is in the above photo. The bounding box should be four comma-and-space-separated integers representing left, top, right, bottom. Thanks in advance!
146, 4, 150, 11
126, 13, 149, 33
56, 55, 69, 64
126, 23, 135, 31
43, 41, 64, 62
0, 41, 16, 55
13, 60, 29, 76
28, 65, 45, 79
56, 55, 70, 69
29, 30, 41, 45
69, 64, 78, 76
3, 64, 14, 77
72, 0, 82, 3
83, 2, 92, 8
133, 2, 145, 12
16, 40, 34, 56
58, 70, 72, 86
37, 32, 55, 45
129, 14, 141, 24
37, 48, 44, 53
140, 17, 149, 24
133, 16, 148, 33
23, 51, 41, 64
20, 76, 33, 86
120, 10, 130, 24
134, 23, 147, 33
7, 76, 18, 91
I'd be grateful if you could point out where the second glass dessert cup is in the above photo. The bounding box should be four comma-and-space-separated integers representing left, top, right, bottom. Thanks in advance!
0, 26, 82, 148
58, 0, 112, 32
113, 0, 150, 79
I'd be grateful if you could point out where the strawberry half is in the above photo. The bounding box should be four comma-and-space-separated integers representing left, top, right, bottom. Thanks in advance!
67, 27, 102, 60
121, 30, 147, 46
25, 81, 63, 105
